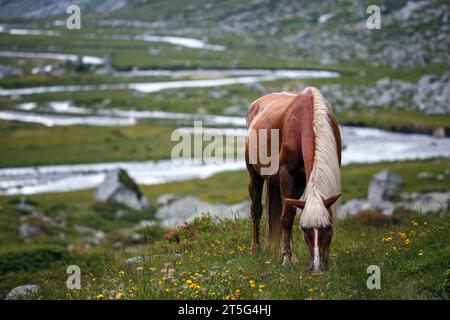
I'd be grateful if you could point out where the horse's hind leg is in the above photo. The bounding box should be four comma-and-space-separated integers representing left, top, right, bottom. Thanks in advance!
248, 171, 264, 252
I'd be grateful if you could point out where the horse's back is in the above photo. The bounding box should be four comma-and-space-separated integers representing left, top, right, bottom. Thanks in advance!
246, 92, 300, 130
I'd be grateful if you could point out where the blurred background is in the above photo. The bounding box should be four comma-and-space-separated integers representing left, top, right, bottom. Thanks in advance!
0, 0, 449, 300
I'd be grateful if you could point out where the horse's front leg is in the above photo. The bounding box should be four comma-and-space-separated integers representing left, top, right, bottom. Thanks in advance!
280, 166, 297, 266
248, 171, 264, 252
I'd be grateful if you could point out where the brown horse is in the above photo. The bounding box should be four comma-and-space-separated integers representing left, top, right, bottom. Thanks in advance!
245, 87, 342, 273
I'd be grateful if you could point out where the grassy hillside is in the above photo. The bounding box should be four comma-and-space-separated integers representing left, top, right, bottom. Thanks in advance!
0, 1, 449, 133
0, 158, 449, 299
0, 209, 448, 300
0, 0, 449, 300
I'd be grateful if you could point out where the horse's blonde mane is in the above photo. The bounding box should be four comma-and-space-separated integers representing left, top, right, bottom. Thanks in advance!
300, 87, 341, 228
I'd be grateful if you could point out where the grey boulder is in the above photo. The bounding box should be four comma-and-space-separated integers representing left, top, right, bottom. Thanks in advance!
156, 195, 250, 227
341, 199, 395, 218
156, 193, 178, 207
368, 170, 403, 202
401, 192, 450, 213
4, 285, 40, 300
94, 169, 149, 211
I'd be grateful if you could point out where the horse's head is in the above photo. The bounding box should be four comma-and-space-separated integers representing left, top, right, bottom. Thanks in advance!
285, 193, 341, 274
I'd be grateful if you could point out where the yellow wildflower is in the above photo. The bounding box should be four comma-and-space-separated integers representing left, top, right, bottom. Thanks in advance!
96, 293, 104, 300
410, 220, 419, 226
249, 280, 256, 288
404, 239, 411, 245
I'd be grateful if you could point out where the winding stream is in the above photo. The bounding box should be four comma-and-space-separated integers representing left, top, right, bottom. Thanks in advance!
0, 51, 104, 65
0, 102, 246, 127
0, 124, 449, 196
0, 25, 225, 51
0, 69, 339, 96
0, 45, 447, 196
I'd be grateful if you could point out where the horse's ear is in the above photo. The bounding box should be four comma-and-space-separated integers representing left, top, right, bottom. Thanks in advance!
285, 198, 306, 210
323, 193, 342, 208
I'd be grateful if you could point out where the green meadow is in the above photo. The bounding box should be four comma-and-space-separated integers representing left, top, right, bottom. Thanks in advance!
0, 158, 449, 299
0, 0, 449, 300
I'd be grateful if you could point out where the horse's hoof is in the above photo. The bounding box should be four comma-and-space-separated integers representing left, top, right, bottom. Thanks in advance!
310, 270, 324, 276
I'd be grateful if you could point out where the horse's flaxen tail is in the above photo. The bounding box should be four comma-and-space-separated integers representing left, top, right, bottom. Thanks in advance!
265, 181, 282, 252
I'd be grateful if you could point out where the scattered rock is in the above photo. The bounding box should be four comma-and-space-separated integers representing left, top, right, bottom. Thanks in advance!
20, 210, 57, 226
342, 170, 401, 218
417, 171, 434, 179
341, 199, 395, 217
125, 256, 151, 266
94, 169, 149, 211
18, 224, 44, 238
156, 195, 250, 227
74, 225, 105, 241
138, 220, 156, 228
16, 196, 35, 211
156, 193, 178, 207
401, 192, 450, 213
341, 199, 374, 217
125, 257, 142, 265
4, 285, 40, 300
368, 170, 402, 203
344, 168, 449, 218
320, 71, 450, 116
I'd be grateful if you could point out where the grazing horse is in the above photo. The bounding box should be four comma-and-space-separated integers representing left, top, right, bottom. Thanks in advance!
245, 87, 341, 273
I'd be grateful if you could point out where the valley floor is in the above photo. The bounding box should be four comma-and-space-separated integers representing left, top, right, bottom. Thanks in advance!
0, 158, 449, 299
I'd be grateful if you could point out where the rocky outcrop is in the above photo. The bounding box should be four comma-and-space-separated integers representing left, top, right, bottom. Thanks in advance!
341, 199, 395, 217
342, 169, 449, 217
156, 195, 250, 227
4, 284, 40, 300
368, 170, 402, 203
342, 170, 402, 217
320, 71, 450, 116
93, 169, 149, 211
1, 1, 448, 69
401, 192, 450, 213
